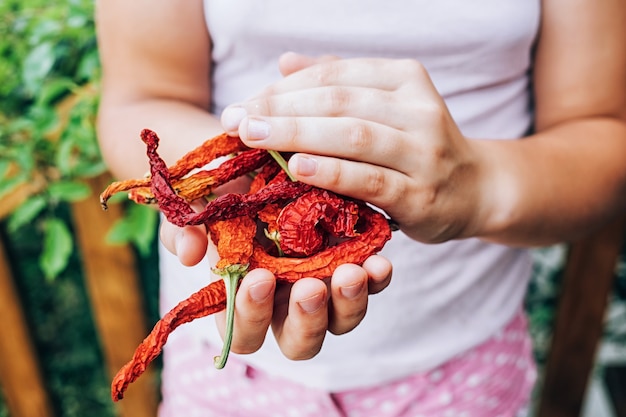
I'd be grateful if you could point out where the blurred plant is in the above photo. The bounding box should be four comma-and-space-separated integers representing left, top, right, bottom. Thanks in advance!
0, 0, 157, 281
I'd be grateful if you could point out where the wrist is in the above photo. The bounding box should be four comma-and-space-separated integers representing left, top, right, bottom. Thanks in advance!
465, 139, 521, 242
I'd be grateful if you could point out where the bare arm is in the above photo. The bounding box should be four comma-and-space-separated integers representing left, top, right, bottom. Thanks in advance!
95, 0, 393, 360
96, 0, 220, 180
219, 0, 626, 247
473, 0, 626, 245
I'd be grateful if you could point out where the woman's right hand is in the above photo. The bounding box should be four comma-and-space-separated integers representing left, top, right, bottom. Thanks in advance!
159, 220, 392, 360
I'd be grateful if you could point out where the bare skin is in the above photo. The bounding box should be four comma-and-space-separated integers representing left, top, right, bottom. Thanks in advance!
95, 0, 391, 360
96, 0, 626, 360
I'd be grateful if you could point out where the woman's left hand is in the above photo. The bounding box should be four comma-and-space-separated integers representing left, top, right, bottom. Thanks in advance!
221, 52, 487, 244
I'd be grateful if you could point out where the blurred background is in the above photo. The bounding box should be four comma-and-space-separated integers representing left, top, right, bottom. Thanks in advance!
0, 1, 624, 417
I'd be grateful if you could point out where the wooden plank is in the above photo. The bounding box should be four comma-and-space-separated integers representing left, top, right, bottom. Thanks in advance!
0, 237, 55, 417
71, 173, 158, 417
0, 173, 46, 220
536, 215, 626, 417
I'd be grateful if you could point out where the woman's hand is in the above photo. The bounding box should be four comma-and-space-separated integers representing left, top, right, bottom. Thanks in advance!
221, 52, 486, 243
159, 220, 393, 360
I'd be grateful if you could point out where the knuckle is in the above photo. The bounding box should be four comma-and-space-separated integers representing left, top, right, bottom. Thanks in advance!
330, 311, 366, 335
346, 123, 373, 155
400, 58, 428, 78
323, 161, 343, 188
312, 61, 340, 86
282, 332, 325, 360
231, 340, 263, 355
326, 86, 351, 116
283, 118, 301, 148
362, 167, 388, 197
420, 100, 447, 128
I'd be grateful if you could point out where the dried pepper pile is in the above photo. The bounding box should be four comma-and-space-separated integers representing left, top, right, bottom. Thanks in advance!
100, 129, 393, 401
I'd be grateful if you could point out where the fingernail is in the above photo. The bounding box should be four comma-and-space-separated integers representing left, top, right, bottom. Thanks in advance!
297, 293, 325, 314
293, 155, 318, 176
249, 281, 274, 303
340, 282, 364, 299
246, 117, 271, 140
221, 106, 247, 133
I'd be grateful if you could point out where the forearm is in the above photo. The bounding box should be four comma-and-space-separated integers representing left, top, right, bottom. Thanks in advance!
472, 116, 626, 246
97, 96, 222, 180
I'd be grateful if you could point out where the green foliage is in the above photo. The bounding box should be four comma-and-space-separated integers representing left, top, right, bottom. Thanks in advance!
0, 0, 157, 279
0, 0, 105, 280
107, 204, 160, 257
0, 2, 161, 416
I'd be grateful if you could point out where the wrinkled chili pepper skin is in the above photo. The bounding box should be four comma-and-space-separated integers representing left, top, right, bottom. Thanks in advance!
140, 129, 314, 228
100, 130, 246, 208
111, 280, 227, 401
102, 129, 394, 402
209, 216, 256, 269
277, 188, 360, 257
125, 147, 271, 205
251, 205, 391, 282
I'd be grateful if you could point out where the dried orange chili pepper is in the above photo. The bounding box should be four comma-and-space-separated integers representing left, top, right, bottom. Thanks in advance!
251, 204, 391, 282
111, 279, 226, 401
101, 128, 393, 402
276, 188, 360, 257
100, 130, 247, 207
208, 215, 256, 369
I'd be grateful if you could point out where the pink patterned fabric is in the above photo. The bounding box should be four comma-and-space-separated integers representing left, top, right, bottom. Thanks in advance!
158, 310, 536, 417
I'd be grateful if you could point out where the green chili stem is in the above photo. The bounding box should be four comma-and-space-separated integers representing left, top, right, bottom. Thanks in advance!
213, 264, 248, 369
264, 228, 285, 257
268, 150, 297, 182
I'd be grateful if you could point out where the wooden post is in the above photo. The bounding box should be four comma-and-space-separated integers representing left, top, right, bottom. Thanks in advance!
536, 215, 625, 417
0, 237, 55, 417
71, 173, 159, 417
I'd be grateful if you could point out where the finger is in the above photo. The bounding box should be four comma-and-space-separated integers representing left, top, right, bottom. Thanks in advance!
361, 255, 393, 294
222, 87, 412, 134
159, 221, 208, 266
289, 152, 412, 217
278, 52, 340, 76
273, 278, 329, 360
215, 268, 276, 354
235, 115, 418, 173
328, 264, 368, 335
268, 57, 431, 94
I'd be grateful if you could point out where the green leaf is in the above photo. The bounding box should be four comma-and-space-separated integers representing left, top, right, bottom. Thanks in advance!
106, 205, 158, 256
40, 217, 73, 281
106, 219, 132, 244
71, 160, 107, 178
47, 180, 91, 202
0, 176, 26, 201
7, 194, 47, 233
36, 77, 76, 106
76, 49, 100, 80
129, 206, 158, 256
22, 41, 56, 94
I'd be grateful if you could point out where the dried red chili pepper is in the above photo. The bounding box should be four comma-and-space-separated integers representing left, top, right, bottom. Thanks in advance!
124, 147, 271, 205
100, 130, 247, 207
208, 215, 256, 369
276, 188, 360, 257
137, 129, 312, 227
101, 128, 394, 402
111, 279, 226, 401
112, 215, 257, 400
251, 204, 391, 282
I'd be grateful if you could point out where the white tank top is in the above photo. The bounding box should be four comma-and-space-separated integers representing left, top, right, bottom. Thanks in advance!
159, 0, 541, 391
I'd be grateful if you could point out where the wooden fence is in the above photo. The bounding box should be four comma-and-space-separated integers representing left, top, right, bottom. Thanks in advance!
0, 174, 158, 417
